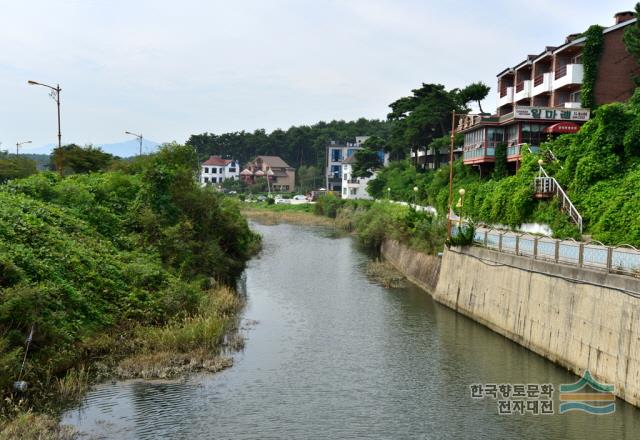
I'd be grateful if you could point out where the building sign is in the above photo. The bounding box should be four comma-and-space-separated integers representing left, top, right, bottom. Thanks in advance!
514, 107, 590, 121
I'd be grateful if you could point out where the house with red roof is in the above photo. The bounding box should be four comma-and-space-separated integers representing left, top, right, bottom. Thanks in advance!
200, 156, 240, 185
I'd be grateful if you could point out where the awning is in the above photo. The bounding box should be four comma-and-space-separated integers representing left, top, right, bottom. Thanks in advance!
544, 122, 580, 134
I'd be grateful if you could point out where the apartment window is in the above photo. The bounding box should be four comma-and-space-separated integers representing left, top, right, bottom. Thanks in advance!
204, 177, 209, 182
343, 188, 347, 195
229, 167, 236, 172
464, 128, 485, 148
331, 149, 342, 162
211, 167, 217, 173
204, 167, 209, 173
331, 165, 341, 177
343, 173, 348, 180
350, 188, 357, 195
211, 177, 217, 183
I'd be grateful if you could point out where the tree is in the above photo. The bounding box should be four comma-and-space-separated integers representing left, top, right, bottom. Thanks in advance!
493, 143, 508, 178
387, 83, 466, 168
51, 144, 113, 175
352, 136, 385, 178
0, 153, 37, 183
460, 82, 491, 113
624, 3, 640, 71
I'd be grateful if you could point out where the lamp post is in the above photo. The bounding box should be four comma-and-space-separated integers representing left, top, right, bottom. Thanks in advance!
27, 80, 61, 148
387, 187, 391, 200
16, 141, 32, 156
413, 186, 419, 207
447, 110, 467, 240
456, 188, 466, 228
125, 131, 144, 156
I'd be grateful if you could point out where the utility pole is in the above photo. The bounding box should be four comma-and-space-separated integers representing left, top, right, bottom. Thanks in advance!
125, 131, 143, 155
28, 81, 61, 148
16, 140, 32, 156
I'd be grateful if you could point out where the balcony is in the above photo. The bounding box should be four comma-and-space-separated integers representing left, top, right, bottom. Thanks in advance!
553, 64, 583, 90
463, 142, 497, 164
514, 80, 532, 102
497, 86, 513, 108
532, 73, 552, 96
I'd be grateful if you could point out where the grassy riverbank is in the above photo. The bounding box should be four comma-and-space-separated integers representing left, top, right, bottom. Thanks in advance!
241, 198, 445, 255
0, 145, 260, 437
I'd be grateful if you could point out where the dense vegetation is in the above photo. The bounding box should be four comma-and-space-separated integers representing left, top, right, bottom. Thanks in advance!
0, 144, 259, 421
368, 97, 640, 246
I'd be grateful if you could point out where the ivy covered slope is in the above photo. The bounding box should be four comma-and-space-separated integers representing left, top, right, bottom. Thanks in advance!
0, 144, 259, 394
370, 98, 640, 246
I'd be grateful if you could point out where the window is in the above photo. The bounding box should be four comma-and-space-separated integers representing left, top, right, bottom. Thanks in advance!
521, 123, 546, 147
229, 167, 236, 172
343, 188, 347, 195
350, 188, 357, 195
570, 90, 581, 103
284, 185, 289, 191
211, 167, 217, 174
331, 149, 342, 162
204, 177, 209, 182
347, 148, 357, 157
204, 167, 209, 173
331, 165, 341, 177
506, 125, 519, 144
343, 173, 348, 180
486, 127, 504, 147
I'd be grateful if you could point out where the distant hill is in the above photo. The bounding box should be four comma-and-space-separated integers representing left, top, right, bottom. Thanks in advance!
19, 139, 162, 158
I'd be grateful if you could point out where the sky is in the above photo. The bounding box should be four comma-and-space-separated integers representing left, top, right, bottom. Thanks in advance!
0, 0, 636, 151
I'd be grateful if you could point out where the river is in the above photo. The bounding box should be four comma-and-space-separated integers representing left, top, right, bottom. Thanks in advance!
62, 222, 640, 439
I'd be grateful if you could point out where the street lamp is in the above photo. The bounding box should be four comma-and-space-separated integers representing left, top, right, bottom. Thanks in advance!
456, 188, 465, 228
387, 187, 391, 199
16, 141, 32, 156
413, 186, 419, 207
27, 80, 62, 148
125, 131, 143, 156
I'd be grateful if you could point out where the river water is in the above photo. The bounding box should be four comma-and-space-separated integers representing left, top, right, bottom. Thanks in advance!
62, 222, 640, 439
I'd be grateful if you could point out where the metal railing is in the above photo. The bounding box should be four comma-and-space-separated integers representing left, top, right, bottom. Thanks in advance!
555, 65, 567, 80
534, 167, 583, 233
468, 227, 640, 276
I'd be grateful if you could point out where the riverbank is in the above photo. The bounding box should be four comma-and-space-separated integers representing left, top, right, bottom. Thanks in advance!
0, 145, 260, 438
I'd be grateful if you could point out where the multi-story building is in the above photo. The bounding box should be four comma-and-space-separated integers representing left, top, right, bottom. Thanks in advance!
240, 155, 296, 192
200, 156, 240, 185
341, 152, 389, 200
325, 136, 369, 192
460, 11, 639, 173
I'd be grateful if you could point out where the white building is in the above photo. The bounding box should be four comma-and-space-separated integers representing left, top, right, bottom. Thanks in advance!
325, 136, 369, 192
200, 156, 240, 185
340, 151, 389, 200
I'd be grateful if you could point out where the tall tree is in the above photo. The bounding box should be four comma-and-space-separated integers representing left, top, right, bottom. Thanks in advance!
460, 82, 491, 113
352, 136, 386, 178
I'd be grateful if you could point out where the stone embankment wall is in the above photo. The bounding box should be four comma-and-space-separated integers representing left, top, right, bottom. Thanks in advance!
380, 240, 441, 292
382, 239, 640, 407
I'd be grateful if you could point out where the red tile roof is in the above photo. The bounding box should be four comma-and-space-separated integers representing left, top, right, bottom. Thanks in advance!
202, 155, 232, 166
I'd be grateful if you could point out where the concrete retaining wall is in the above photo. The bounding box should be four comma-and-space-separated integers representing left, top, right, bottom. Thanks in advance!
434, 245, 640, 407
380, 239, 441, 292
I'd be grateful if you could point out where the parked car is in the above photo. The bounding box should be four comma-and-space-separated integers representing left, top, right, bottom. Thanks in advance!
292, 194, 307, 201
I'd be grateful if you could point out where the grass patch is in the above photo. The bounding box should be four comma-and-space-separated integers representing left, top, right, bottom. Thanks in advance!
366, 261, 406, 288
242, 206, 336, 227
0, 411, 75, 440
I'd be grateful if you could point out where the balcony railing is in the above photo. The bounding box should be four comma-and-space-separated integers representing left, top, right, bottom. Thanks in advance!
555, 65, 567, 80
500, 88, 508, 97
534, 74, 544, 86
516, 82, 524, 92
463, 142, 498, 162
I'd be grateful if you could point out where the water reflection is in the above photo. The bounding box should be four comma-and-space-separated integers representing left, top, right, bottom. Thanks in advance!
63, 222, 640, 439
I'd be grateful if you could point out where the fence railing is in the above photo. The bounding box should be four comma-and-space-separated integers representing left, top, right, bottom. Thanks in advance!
464, 226, 640, 276
534, 166, 583, 233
